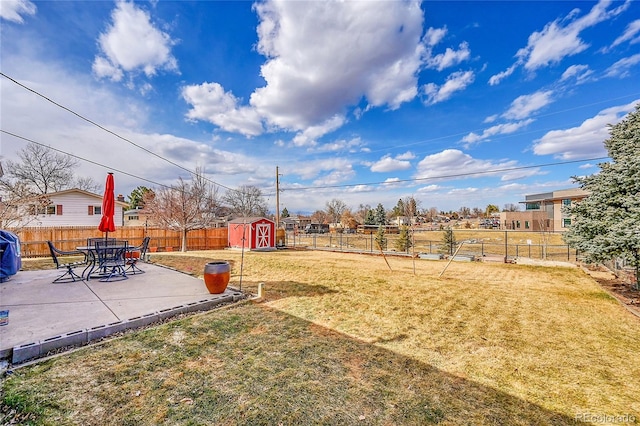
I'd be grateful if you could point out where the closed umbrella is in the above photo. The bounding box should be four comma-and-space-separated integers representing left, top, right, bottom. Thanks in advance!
98, 172, 116, 240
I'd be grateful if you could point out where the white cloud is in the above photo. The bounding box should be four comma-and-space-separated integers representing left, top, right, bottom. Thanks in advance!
503, 90, 554, 120
560, 64, 594, 84
604, 54, 640, 78
312, 167, 356, 187
609, 19, 640, 49
313, 137, 366, 153
488, 0, 630, 84
183, 0, 428, 141
488, 64, 516, 86
519, 0, 629, 70
415, 149, 518, 181
423, 27, 447, 46
396, 151, 416, 161
417, 184, 443, 193
370, 154, 412, 173
93, 1, 178, 83
291, 116, 346, 147
0, 0, 35, 23
462, 119, 534, 145
422, 70, 475, 105
250, 0, 426, 130
425, 41, 471, 71
182, 82, 263, 137
293, 158, 354, 181
532, 100, 639, 159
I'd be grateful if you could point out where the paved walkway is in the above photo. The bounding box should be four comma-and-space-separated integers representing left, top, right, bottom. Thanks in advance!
0, 263, 243, 364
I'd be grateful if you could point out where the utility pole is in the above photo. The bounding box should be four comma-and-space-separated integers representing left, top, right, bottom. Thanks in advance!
275, 166, 280, 229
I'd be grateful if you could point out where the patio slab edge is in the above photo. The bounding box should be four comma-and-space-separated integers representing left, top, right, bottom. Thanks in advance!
7, 291, 244, 365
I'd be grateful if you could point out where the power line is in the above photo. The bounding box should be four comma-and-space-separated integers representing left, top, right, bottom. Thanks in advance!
0, 71, 234, 192
1, 129, 173, 190
0, 71, 621, 200
275, 156, 609, 192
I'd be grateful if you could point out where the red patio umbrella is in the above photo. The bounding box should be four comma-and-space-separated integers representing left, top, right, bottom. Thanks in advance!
98, 172, 116, 239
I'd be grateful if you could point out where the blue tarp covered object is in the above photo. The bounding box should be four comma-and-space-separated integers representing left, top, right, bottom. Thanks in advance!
0, 230, 21, 280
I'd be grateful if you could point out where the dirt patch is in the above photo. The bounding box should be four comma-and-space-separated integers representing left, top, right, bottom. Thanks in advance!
581, 264, 640, 318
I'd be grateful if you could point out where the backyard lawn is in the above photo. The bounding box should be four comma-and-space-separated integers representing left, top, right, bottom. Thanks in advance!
2, 250, 639, 425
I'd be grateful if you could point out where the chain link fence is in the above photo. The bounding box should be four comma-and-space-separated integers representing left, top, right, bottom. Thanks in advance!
283, 229, 579, 262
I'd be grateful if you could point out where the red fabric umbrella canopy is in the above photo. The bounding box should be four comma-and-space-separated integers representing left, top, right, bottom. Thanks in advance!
98, 173, 116, 233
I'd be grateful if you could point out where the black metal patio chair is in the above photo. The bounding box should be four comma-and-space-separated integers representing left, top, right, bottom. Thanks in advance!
46, 241, 87, 283
94, 240, 129, 282
125, 236, 150, 274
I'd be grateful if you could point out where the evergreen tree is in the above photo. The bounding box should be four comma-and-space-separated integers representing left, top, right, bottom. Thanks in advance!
127, 186, 151, 209
439, 228, 457, 255
281, 207, 290, 218
375, 225, 387, 251
374, 203, 387, 225
364, 209, 376, 225
392, 198, 405, 217
395, 225, 412, 252
564, 104, 640, 289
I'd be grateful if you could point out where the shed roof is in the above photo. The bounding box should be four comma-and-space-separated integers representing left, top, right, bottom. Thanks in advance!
228, 216, 274, 224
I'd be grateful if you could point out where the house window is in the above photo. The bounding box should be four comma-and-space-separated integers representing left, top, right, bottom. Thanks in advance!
516, 220, 521, 229
89, 205, 102, 215
525, 221, 530, 229
562, 199, 571, 206
128, 215, 139, 221
563, 218, 571, 227
526, 202, 540, 210
32, 205, 57, 215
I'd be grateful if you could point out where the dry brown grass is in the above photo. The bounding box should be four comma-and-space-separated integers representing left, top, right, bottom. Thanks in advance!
3, 249, 639, 425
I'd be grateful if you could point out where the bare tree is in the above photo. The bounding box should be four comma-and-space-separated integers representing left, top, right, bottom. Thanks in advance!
4, 143, 77, 194
310, 210, 329, 224
0, 181, 49, 229
459, 206, 471, 218
503, 203, 520, 212
422, 207, 439, 222
326, 198, 347, 227
73, 176, 100, 194
0, 143, 98, 230
144, 169, 220, 252
340, 209, 358, 230
223, 185, 268, 217
354, 203, 371, 225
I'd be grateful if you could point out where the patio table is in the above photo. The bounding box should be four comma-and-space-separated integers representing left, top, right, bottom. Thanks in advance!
77, 241, 128, 280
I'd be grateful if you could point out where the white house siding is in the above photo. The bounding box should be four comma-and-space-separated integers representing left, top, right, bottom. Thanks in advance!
30, 192, 125, 227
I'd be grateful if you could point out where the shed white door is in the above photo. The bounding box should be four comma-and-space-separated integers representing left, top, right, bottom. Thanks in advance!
256, 224, 271, 248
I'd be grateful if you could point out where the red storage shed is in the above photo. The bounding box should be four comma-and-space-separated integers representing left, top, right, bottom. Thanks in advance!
228, 217, 276, 251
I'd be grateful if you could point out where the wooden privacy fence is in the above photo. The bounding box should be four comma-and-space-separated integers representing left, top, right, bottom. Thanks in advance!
14, 226, 229, 258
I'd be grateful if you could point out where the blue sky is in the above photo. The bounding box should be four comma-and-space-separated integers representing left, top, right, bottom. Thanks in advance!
1, 0, 639, 215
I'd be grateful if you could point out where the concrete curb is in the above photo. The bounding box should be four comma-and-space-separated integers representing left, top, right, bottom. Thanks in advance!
10, 293, 244, 365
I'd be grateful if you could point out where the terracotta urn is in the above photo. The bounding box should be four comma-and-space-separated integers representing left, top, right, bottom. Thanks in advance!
203, 261, 230, 294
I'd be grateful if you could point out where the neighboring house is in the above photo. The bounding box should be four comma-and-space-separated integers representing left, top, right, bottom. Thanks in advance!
391, 216, 411, 227
23, 188, 127, 227
501, 188, 590, 232
281, 215, 312, 231
228, 217, 275, 251
123, 207, 153, 227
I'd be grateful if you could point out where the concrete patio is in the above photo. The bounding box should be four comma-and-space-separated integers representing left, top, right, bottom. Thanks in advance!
0, 263, 244, 365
